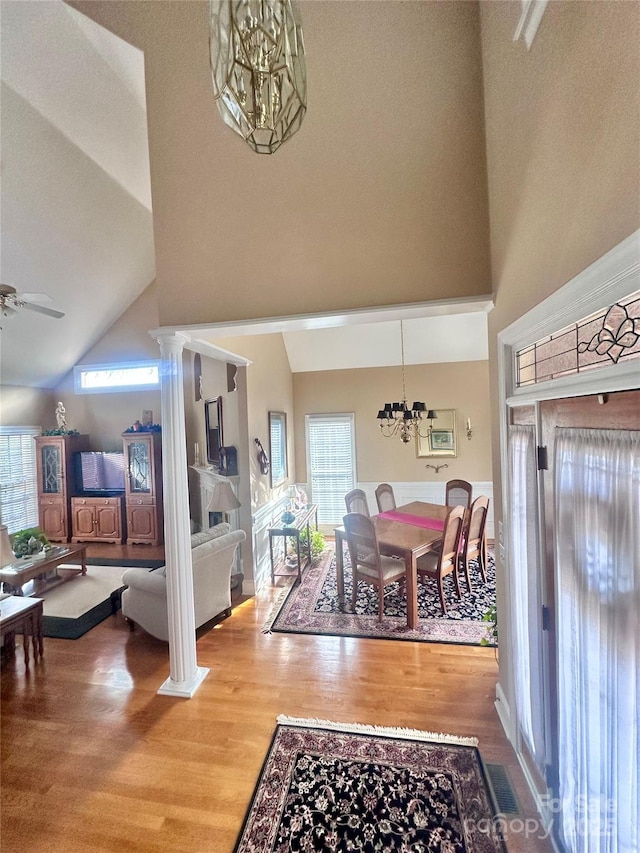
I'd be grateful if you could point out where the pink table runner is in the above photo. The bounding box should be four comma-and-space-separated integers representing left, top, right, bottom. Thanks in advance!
377, 510, 445, 531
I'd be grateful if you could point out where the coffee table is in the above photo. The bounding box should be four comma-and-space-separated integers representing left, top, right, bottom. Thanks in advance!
0, 544, 87, 596
0, 595, 44, 666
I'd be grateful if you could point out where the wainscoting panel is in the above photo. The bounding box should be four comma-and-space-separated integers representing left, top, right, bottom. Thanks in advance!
251, 496, 291, 592
250, 482, 494, 593
359, 481, 495, 539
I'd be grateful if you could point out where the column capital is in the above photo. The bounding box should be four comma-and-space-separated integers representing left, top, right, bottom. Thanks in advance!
152, 330, 191, 356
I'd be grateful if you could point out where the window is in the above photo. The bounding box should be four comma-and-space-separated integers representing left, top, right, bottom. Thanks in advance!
514, 290, 640, 388
269, 411, 288, 488
306, 414, 356, 528
0, 427, 39, 533
74, 360, 160, 394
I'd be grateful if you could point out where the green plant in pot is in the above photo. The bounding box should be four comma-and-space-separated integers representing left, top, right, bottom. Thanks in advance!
11, 527, 50, 558
297, 528, 326, 564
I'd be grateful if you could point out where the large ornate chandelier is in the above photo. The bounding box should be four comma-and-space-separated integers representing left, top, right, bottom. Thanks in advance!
209, 0, 307, 154
376, 321, 436, 444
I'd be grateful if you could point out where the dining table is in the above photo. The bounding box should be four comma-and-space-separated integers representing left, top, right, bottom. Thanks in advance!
335, 500, 451, 629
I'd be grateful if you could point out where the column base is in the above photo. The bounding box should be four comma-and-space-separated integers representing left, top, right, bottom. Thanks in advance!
157, 666, 210, 698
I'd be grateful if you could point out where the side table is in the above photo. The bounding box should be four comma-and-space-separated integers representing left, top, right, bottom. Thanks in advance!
268, 504, 318, 585
0, 596, 44, 667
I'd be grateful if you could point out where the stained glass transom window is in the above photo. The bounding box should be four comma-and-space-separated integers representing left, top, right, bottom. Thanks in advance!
515, 291, 640, 388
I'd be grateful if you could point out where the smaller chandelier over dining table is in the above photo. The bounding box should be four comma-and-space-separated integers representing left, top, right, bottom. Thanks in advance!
376, 320, 436, 444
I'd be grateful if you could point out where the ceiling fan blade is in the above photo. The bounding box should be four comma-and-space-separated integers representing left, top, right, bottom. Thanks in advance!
21, 301, 65, 319
19, 291, 54, 304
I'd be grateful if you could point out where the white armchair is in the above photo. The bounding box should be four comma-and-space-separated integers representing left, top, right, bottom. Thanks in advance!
121, 523, 246, 641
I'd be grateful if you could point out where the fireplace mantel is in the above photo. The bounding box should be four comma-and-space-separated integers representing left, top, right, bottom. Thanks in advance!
191, 466, 243, 585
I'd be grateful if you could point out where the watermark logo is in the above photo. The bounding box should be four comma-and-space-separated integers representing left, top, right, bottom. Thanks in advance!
464, 796, 618, 841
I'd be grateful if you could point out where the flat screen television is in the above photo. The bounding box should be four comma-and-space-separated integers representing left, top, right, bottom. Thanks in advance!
74, 451, 126, 494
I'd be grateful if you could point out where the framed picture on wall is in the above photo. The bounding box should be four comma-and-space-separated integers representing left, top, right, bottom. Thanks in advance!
429, 429, 454, 451
416, 410, 457, 458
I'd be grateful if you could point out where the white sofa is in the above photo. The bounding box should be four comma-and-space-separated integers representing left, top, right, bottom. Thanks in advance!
121, 523, 246, 641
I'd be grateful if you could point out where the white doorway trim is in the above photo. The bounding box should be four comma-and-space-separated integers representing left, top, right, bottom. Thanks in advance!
496, 229, 640, 824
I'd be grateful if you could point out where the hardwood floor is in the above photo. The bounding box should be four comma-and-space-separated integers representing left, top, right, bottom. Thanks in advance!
1, 544, 552, 853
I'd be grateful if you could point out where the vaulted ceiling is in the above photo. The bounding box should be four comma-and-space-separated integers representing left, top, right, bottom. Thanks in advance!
0, 0, 490, 390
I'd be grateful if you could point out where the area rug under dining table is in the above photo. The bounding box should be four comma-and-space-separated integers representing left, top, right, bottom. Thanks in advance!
233, 716, 505, 852
263, 547, 496, 646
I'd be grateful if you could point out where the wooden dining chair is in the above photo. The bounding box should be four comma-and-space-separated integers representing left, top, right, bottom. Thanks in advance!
375, 483, 396, 513
460, 495, 490, 587
445, 479, 473, 508
345, 488, 370, 516
444, 480, 472, 582
416, 504, 465, 615
343, 512, 407, 621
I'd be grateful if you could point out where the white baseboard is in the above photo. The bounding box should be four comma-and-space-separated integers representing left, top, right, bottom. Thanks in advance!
494, 679, 513, 745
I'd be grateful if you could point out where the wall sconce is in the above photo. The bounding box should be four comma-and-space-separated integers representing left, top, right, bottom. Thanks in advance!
466, 418, 473, 441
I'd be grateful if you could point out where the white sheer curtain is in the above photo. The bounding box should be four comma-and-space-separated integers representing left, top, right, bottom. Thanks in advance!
508, 424, 546, 771
554, 428, 639, 853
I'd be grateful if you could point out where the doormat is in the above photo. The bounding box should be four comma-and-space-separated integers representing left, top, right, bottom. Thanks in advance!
234, 717, 505, 852
263, 548, 496, 646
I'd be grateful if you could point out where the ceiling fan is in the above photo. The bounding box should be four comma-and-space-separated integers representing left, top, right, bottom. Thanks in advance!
0, 284, 65, 319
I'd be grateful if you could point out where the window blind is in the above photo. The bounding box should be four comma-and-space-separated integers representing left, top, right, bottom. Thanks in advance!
306, 414, 355, 526
0, 428, 39, 533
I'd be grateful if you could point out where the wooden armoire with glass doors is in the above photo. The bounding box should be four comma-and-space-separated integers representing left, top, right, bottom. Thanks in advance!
34, 434, 90, 542
122, 431, 164, 546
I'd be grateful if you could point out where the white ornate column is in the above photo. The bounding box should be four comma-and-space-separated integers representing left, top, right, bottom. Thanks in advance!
155, 332, 209, 697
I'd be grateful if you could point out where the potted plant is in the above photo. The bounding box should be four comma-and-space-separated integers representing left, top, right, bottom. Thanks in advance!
298, 528, 326, 564
11, 527, 50, 559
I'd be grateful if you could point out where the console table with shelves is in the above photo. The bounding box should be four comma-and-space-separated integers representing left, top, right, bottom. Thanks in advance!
268, 504, 318, 585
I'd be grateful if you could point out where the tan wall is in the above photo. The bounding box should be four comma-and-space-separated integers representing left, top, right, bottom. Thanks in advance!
214, 334, 295, 511
293, 361, 492, 485
481, 1, 639, 329
53, 284, 161, 450
481, 0, 640, 536
72, 0, 491, 327
480, 1, 640, 699
0, 386, 53, 428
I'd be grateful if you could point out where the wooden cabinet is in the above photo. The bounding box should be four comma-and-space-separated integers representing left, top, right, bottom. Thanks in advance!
126, 497, 158, 544
71, 497, 124, 544
35, 434, 90, 542
122, 432, 163, 545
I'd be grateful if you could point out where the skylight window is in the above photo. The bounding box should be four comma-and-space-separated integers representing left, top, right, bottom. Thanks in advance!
74, 361, 160, 394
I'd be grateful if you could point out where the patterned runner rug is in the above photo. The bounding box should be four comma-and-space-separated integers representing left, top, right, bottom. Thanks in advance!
234, 717, 505, 852
263, 548, 496, 646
